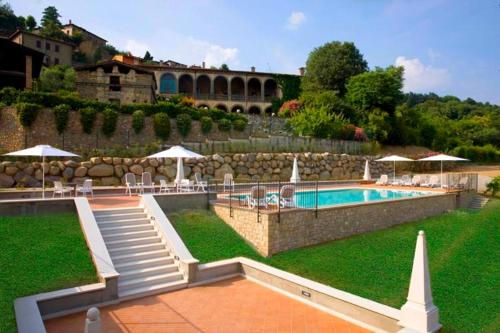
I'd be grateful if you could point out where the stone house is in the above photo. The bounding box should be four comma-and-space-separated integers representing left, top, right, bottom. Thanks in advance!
61, 20, 107, 60
75, 60, 156, 105
0, 38, 44, 89
9, 30, 73, 67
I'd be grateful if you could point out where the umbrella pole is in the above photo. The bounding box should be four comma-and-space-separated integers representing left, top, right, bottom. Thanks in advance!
441, 160, 443, 188
42, 155, 45, 199
393, 161, 396, 183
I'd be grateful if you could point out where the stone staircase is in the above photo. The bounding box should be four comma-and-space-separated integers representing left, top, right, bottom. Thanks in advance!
93, 207, 187, 299
468, 194, 490, 210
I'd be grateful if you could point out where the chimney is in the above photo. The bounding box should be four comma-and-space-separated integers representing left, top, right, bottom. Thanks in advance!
69, 19, 72, 25
202, 61, 206, 69
299, 67, 305, 76
251, 66, 255, 72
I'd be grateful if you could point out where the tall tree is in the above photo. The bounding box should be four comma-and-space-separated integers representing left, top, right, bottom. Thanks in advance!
25, 15, 36, 30
301, 41, 368, 96
0, 1, 25, 33
219, 63, 229, 70
143, 51, 153, 61
41, 6, 61, 28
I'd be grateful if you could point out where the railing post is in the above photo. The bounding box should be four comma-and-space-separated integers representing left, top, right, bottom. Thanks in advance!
257, 180, 261, 223
206, 178, 210, 210
315, 180, 318, 218
277, 180, 281, 223
229, 179, 233, 218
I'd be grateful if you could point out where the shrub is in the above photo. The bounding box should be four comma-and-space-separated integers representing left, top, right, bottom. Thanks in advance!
15, 102, 41, 128
354, 127, 368, 141
278, 99, 302, 117
485, 176, 500, 197
232, 118, 247, 131
200, 116, 213, 134
176, 113, 192, 137
180, 96, 195, 107
131, 110, 145, 134
53, 104, 71, 134
79, 107, 97, 134
168, 94, 183, 105
0, 87, 19, 105
102, 108, 119, 137
218, 118, 231, 132
208, 108, 226, 121
452, 144, 500, 163
340, 124, 356, 140
154, 113, 171, 139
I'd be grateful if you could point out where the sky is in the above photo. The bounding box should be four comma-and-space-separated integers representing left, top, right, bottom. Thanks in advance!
10, 0, 500, 104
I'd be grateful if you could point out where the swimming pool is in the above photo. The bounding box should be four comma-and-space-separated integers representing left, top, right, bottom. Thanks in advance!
231, 188, 434, 208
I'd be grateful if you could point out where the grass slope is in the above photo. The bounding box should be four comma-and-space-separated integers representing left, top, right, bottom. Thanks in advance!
170, 200, 500, 333
0, 213, 98, 333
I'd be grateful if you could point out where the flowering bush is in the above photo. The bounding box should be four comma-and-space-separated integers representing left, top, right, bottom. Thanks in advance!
278, 99, 302, 117
180, 96, 195, 107
354, 127, 368, 141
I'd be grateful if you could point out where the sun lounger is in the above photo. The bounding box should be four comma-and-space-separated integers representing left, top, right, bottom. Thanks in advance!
421, 175, 440, 188
376, 174, 389, 185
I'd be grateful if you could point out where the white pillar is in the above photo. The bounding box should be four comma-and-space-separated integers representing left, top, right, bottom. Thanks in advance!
84, 307, 101, 333
290, 157, 301, 183
398, 231, 441, 333
363, 160, 371, 181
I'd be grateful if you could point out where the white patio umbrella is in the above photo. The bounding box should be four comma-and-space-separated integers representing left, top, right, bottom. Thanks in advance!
417, 154, 469, 187
363, 160, 371, 181
147, 145, 204, 184
3, 145, 79, 198
290, 157, 301, 183
375, 155, 414, 183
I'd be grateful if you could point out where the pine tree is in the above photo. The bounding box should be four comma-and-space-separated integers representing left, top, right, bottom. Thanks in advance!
143, 51, 153, 61
41, 6, 61, 29
26, 15, 36, 30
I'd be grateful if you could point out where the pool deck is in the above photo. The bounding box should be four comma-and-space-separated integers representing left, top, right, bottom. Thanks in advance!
44, 277, 370, 333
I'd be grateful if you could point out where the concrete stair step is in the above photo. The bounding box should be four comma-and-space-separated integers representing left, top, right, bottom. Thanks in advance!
100, 223, 154, 235
119, 264, 179, 282
94, 207, 144, 216
119, 271, 184, 291
97, 218, 151, 228
115, 256, 175, 272
109, 243, 167, 258
96, 212, 148, 222
106, 236, 161, 249
111, 249, 170, 265
118, 279, 187, 300
103, 230, 158, 242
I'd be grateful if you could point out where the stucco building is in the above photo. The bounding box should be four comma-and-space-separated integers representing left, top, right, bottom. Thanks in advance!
75, 60, 156, 105
137, 62, 283, 114
0, 38, 44, 89
9, 30, 73, 67
61, 20, 107, 60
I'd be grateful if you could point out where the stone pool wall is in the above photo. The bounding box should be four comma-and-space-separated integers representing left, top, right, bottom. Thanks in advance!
212, 192, 458, 256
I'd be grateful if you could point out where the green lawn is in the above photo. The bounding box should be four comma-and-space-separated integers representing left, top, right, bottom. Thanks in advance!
0, 213, 98, 333
170, 200, 500, 333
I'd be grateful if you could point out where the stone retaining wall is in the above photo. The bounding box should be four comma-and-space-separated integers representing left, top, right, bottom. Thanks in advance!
0, 152, 392, 188
212, 193, 457, 256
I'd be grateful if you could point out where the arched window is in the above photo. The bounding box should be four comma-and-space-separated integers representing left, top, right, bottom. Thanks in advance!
159, 73, 176, 94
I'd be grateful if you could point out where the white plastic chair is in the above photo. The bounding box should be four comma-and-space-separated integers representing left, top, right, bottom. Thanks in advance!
179, 179, 194, 192
421, 175, 440, 188
141, 172, 155, 194
223, 173, 234, 192
195, 173, 207, 192
376, 174, 389, 185
53, 181, 73, 198
159, 179, 174, 193
410, 175, 422, 186
398, 174, 411, 186
279, 185, 296, 208
125, 173, 141, 196
76, 179, 93, 198
248, 186, 268, 209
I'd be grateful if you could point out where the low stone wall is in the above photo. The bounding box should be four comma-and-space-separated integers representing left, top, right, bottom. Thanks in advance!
212, 192, 457, 256
0, 197, 76, 216
0, 152, 392, 188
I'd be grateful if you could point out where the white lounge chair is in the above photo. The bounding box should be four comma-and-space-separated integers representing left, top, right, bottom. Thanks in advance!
76, 179, 93, 198
376, 175, 389, 185
248, 186, 268, 209
195, 172, 207, 192
179, 179, 194, 192
223, 173, 234, 192
141, 172, 155, 194
279, 185, 296, 208
409, 175, 422, 186
394, 174, 411, 186
125, 173, 141, 196
159, 179, 174, 193
421, 175, 440, 188
53, 181, 73, 198
443, 176, 469, 189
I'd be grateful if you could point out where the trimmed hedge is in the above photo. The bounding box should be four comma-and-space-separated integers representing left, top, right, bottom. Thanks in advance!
15, 103, 41, 128
101, 108, 119, 137
452, 144, 500, 163
232, 118, 247, 132
218, 118, 231, 132
153, 113, 171, 139
79, 107, 97, 134
53, 104, 70, 134
200, 116, 213, 134
131, 110, 145, 134
176, 113, 192, 137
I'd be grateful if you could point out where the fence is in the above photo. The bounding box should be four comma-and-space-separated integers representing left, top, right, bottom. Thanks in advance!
206, 173, 478, 223
183, 136, 363, 155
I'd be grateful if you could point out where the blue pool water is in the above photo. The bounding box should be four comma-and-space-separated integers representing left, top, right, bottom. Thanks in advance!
232, 188, 432, 208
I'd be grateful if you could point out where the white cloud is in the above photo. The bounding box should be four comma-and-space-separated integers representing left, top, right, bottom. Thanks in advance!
395, 56, 450, 92
125, 39, 150, 57
285, 11, 306, 30
186, 37, 239, 68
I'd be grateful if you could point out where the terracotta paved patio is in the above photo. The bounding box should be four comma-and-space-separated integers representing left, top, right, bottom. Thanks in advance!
89, 195, 141, 209
45, 277, 370, 333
